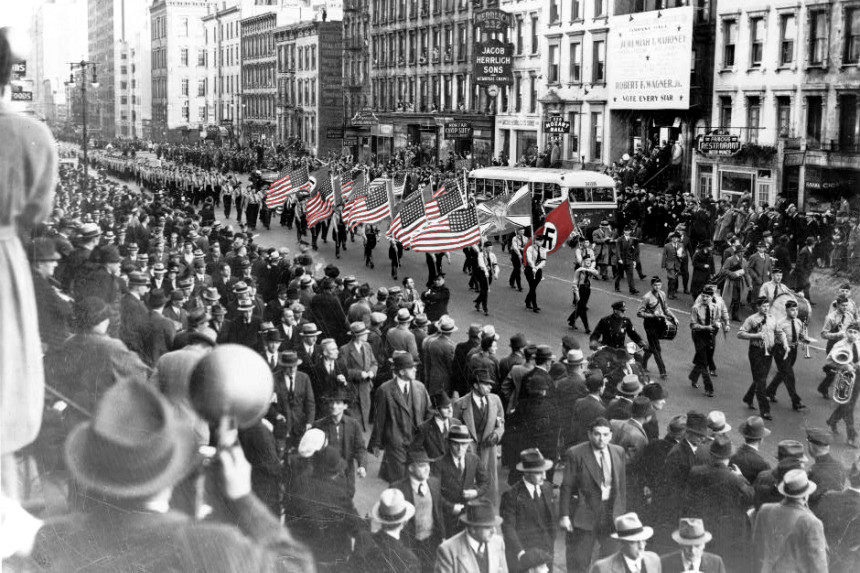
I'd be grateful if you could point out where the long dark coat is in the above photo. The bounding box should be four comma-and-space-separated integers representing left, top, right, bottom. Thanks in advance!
368, 378, 432, 483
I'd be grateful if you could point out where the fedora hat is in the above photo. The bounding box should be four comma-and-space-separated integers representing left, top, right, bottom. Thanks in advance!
232, 281, 250, 294
448, 424, 472, 443
685, 411, 709, 436
74, 296, 113, 330
147, 289, 168, 309
739, 416, 771, 440
152, 262, 167, 274
201, 287, 221, 302
516, 448, 553, 472
324, 387, 352, 404
395, 308, 413, 323
349, 321, 368, 337
460, 498, 503, 527
128, 271, 149, 287
96, 244, 122, 264
671, 518, 713, 546
297, 428, 327, 458
535, 344, 553, 362
64, 380, 196, 499
610, 512, 654, 541
278, 350, 301, 367
406, 448, 437, 465
707, 411, 731, 434
262, 329, 283, 343
413, 313, 429, 327
300, 323, 322, 337
392, 351, 415, 371
567, 348, 585, 365
28, 238, 61, 262
708, 434, 734, 459
778, 469, 817, 498
237, 298, 254, 311
435, 391, 453, 409
776, 439, 807, 462
617, 374, 643, 396
372, 488, 416, 525
437, 315, 457, 334
78, 222, 101, 240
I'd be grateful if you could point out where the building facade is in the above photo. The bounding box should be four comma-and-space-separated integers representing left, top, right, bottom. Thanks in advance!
693, 0, 860, 212
240, 11, 278, 143
87, 0, 129, 139
150, 0, 211, 142
275, 21, 344, 156
31, 0, 88, 126
361, 0, 499, 165
343, 0, 371, 123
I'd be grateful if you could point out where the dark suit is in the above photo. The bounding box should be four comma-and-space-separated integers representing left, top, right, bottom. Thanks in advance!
296, 342, 322, 380
369, 379, 432, 483
568, 395, 606, 446
217, 316, 262, 350
814, 488, 860, 573
393, 476, 446, 571
366, 530, 419, 573
730, 443, 771, 484
424, 334, 455, 398
314, 414, 367, 496
31, 494, 314, 573
142, 310, 175, 367
451, 339, 479, 397
415, 417, 461, 460
559, 442, 626, 572
162, 304, 188, 332
311, 359, 354, 418
500, 480, 556, 570
31, 270, 72, 351
309, 292, 350, 345
269, 368, 315, 442
604, 396, 633, 421
435, 452, 489, 533
663, 440, 708, 524
119, 292, 150, 357
639, 435, 679, 532
808, 453, 848, 505
338, 340, 379, 430
238, 421, 284, 517
555, 374, 587, 447
660, 550, 727, 573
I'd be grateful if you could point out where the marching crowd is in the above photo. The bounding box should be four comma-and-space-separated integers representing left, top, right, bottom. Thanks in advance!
2, 46, 860, 573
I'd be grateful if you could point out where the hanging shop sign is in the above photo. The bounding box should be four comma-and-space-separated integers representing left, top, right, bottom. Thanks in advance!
474, 9, 512, 32
445, 121, 473, 139
543, 116, 571, 134
474, 40, 514, 86
696, 133, 741, 157
351, 108, 379, 126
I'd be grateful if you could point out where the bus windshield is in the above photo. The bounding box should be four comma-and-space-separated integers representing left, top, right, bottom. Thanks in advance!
568, 187, 615, 203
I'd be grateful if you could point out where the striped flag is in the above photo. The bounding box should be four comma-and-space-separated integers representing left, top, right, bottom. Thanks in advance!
410, 205, 481, 253
386, 188, 427, 244
345, 177, 392, 230
265, 171, 292, 208
393, 172, 407, 197
305, 166, 334, 227
428, 179, 465, 221
341, 171, 365, 220
291, 164, 311, 197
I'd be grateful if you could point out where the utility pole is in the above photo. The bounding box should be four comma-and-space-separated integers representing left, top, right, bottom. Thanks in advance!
67, 60, 98, 193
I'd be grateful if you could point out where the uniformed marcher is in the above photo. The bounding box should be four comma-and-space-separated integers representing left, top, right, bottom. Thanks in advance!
765, 299, 811, 410
523, 238, 547, 313
824, 321, 860, 447
689, 286, 720, 397
739, 296, 775, 419
509, 227, 526, 292
589, 301, 644, 351
637, 277, 676, 380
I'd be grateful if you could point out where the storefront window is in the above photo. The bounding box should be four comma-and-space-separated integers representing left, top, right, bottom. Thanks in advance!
516, 130, 538, 163
719, 170, 753, 205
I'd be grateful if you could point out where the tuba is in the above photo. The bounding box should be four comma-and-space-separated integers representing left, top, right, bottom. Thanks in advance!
832, 349, 856, 405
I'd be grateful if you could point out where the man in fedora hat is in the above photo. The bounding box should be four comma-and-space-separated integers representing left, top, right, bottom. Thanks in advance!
753, 469, 827, 573
501, 344, 537, 417
753, 440, 808, 509
385, 308, 420, 364
435, 423, 489, 533
29, 381, 315, 572
500, 448, 556, 571
217, 297, 263, 349
313, 387, 367, 498
259, 324, 284, 371
814, 462, 860, 573
660, 518, 726, 573
730, 416, 772, 484
363, 488, 420, 572
568, 371, 607, 447
338, 321, 379, 431
435, 498, 507, 573
29, 237, 73, 352
56, 222, 100, 290
423, 316, 457, 403
415, 391, 461, 459
559, 417, 627, 572
606, 374, 643, 421
663, 411, 709, 525
311, 338, 353, 419
499, 333, 527, 385
268, 350, 315, 453
681, 435, 753, 568
590, 512, 660, 573
310, 277, 351, 346
393, 448, 446, 572
142, 289, 176, 367
370, 352, 432, 483
296, 322, 323, 379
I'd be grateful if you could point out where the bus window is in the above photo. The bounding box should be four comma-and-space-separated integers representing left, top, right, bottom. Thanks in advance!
545, 184, 561, 200
569, 188, 589, 202
592, 187, 614, 202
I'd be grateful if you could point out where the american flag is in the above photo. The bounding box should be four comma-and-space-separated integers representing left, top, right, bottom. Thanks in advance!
345, 178, 392, 230
429, 179, 465, 221
341, 171, 365, 220
411, 205, 481, 253
265, 171, 292, 208
305, 167, 334, 227
393, 172, 407, 197
291, 164, 311, 194
386, 188, 427, 244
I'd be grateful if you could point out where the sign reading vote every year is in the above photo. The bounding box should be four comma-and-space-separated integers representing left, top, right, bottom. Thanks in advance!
473, 40, 514, 86
607, 6, 693, 110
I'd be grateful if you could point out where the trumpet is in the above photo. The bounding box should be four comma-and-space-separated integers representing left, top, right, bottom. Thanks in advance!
832, 349, 857, 405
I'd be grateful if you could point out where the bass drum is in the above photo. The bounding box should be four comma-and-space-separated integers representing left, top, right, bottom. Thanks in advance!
770, 290, 811, 325
660, 317, 678, 340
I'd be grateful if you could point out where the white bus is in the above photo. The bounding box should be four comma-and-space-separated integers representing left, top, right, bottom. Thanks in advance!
468, 167, 618, 233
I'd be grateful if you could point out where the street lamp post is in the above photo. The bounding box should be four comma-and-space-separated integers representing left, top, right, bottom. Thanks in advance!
66, 60, 98, 193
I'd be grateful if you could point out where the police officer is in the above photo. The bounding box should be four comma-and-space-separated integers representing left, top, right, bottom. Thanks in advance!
590, 300, 644, 350
637, 276, 676, 380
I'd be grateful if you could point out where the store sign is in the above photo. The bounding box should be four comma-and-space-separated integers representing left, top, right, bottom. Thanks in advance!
607, 6, 693, 110
445, 121, 473, 139
696, 133, 741, 157
343, 136, 358, 146
326, 127, 345, 139
11, 90, 33, 102
805, 167, 842, 192
474, 40, 514, 86
474, 9, 512, 31
12, 61, 26, 78
351, 108, 379, 126
543, 116, 570, 134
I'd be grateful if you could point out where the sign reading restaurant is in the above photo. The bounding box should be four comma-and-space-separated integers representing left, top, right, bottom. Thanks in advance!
606, 6, 693, 110
474, 39, 514, 86
696, 132, 742, 157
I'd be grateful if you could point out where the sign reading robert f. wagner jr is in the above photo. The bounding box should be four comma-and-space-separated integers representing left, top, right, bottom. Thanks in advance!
474, 40, 514, 86
607, 6, 693, 110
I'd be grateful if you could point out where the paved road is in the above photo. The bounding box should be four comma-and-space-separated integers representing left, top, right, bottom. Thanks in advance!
94, 156, 858, 568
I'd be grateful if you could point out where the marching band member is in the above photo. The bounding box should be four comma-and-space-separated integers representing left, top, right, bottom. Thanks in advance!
818, 295, 856, 399
758, 266, 791, 304
825, 321, 860, 448
766, 300, 812, 411
739, 296, 775, 420
638, 276, 676, 380
689, 286, 719, 397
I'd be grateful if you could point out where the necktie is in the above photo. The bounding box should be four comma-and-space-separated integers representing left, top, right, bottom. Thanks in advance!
418, 483, 425, 497
791, 320, 797, 344
402, 383, 409, 398
600, 449, 611, 486
704, 304, 711, 326
533, 486, 540, 500
270, 355, 276, 368
478, 542, 486, 556
286, 375, 292, 393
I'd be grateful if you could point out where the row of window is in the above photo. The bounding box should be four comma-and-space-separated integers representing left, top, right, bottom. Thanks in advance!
242, 64, 275, 89
204, 18, 239, 44
370, 0, 469, 23
279, 78, 317, 108
242, 33, 275, 61
243, 94, 276, 120
722, 9, 860, 69
275, 44, 317, 72
546, 37, 605, 84
370, 74, 497, 113
371, 24, 469, 67
151, 16, 192, 40
546, 0, 607, 24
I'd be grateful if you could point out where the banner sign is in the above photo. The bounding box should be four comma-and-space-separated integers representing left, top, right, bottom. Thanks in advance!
11, 90, 33, 101
445, 121, 473, 139
474, 9, 512, 31
351, 108, 379, 126
607, 6, 693, 110
696, 133, 741, 157
474, 40, 514, 86
543, 116, 570, 134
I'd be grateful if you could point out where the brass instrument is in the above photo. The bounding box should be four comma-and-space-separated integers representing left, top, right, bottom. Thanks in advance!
832, 349, 857, 405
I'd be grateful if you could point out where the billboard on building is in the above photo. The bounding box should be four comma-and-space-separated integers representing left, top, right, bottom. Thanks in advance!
607, 6, 693, 110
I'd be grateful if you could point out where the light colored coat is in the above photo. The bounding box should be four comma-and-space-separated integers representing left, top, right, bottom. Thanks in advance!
752, 499, 828, 573
589, 551, 661, 573
434, 530, 508, 573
